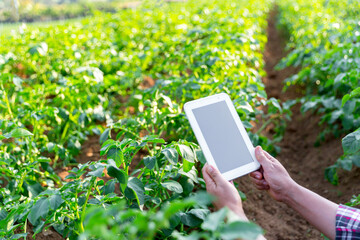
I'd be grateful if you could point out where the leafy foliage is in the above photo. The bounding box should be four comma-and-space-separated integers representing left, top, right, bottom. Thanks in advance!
0, 0, 290, 239
277, 0, 360, 184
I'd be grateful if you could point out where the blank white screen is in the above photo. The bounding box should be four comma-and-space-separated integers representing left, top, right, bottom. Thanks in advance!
192, 101, 253, 173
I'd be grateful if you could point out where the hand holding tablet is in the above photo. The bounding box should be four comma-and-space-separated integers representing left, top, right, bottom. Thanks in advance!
184, 93, 260, 181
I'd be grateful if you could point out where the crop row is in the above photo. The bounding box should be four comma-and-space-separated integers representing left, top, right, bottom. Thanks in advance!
276, 0, 360, 186
0, 0, 287, 239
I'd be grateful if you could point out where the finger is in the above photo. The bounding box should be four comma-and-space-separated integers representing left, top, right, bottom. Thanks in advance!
249, 171, 263, 180
254, 183, 269, 190
202, 166, 216, 188
251, 178, 269, 187
206, 164, 227, 185
255, 184, 270, 191
255, 146, 271, 169
263, 150, 277, 162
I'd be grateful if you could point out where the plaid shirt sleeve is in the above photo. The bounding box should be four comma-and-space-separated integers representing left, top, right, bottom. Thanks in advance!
336, 204, 360, 240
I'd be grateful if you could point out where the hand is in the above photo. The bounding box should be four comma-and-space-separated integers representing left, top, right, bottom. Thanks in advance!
249, 146, 298, 202
202, 163, 247, 220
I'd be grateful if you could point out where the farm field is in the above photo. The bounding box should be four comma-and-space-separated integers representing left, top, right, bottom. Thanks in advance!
1, 0, 360, 239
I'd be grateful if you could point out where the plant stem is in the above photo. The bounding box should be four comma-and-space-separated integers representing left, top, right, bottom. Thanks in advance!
23, 219, 27, 240
255, 117, 276, 135
53, 155, 59, 169
79, 177, 96, 233
17, 170, 27, 194
60, 121, 70, 144
1, 83, 14, 119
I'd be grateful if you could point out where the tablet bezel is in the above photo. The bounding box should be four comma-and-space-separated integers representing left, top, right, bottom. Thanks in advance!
184, 93, 260, 181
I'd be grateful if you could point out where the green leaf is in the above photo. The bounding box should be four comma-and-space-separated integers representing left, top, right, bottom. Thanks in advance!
339, 158, 352, 171
161, 180, 183, 194
163, 200, 195, 220
162, 148, 179, 165
187, 209, 209, 220
88, 166, 105, 177
28, 198, 50, 225
141, 135, 166, 144
325, 166, 338, 185
238, 101, 254, 114
220, 221, 263, 240
33, 220, 45, 235
242, 121, 253, 129
107, 147, 124, 167
4, 128, 33, 139
179, 177, 194, 194
342, 94, 351, 107
178, 144, 195, 163
107, 159, 127, 192
48, 194, 64, 210
100, 139, 115, 156
180, 212, 203, 227
350, 87, 360, 97
144, 156, 156, 169
202, 208, 227, 231
334, 73, 346, 83
12, 76, 23, 88
169, 212, 181, 229
268, 97, 282, 113
26, 182, 43, 198
182, 159, 195, 173
342, 129, 360, 155
350, 154, 360, 167
195, 149, 206, 164
126, 177, 145, 208
102, 179, 116, 195
187, 191, 214, 207
100, 128, 111, 144
29, 42, 48, 56
10, 233, 28, 240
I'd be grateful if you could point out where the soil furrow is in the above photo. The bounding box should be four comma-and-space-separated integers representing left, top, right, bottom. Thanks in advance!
238, 8, 360, 240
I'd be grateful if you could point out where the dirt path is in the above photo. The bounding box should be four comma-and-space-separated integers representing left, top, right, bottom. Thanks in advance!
237, 9, 360, 240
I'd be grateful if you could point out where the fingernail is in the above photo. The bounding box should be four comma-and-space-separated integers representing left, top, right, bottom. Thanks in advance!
208, 165, 214, 174
255, 173, 261, 179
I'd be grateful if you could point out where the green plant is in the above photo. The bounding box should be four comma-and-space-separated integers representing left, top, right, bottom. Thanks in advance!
276, 0, 360, 184
0, 0, 287, 238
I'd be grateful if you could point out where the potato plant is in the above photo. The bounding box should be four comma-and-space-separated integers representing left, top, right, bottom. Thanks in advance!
276, 0, 360, 184
0, 0, 288, 239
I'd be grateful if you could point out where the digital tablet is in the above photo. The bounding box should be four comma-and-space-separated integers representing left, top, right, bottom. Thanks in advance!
184, 93, 260, 181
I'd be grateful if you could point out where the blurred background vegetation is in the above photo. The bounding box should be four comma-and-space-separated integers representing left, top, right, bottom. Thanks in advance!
0, 0, 140, 23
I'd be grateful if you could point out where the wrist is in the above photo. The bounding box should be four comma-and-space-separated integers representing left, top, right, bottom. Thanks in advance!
234, 210, 248, 221
282, 180, 301, 205
230, 204, 248, 221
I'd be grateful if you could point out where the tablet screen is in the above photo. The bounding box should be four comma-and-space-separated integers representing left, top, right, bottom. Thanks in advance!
192, 100, 253, 173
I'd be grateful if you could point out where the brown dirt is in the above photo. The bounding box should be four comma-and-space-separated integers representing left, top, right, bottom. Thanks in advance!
237, 9, 360, 240
24, 222, 63, 240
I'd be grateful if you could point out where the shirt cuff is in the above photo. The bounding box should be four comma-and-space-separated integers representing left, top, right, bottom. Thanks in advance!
335, 204, 360, 240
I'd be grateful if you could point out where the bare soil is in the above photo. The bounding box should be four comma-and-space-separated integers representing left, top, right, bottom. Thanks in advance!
237, 9, 360, 240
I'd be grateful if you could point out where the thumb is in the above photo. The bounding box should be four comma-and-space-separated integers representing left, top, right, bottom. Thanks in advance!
255, 146, 271, 169
206, 164, 226, 185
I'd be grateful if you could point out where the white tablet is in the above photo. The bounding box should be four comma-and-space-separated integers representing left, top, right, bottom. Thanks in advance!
184, 93, 260, 181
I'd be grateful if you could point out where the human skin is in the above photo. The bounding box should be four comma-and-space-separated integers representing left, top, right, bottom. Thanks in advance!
202, 163, 248, 220
202, 163, 267, 240
202, 146, 338, 240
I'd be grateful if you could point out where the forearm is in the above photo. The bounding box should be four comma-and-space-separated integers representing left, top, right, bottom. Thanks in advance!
283, 183, 338, 240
